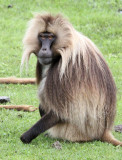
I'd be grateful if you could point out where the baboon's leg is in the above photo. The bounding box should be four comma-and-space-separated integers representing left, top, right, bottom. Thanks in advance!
20, 111, 59, 143
101, 129, 122, 146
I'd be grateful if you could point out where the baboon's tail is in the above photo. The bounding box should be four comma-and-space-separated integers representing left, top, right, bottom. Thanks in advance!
101, 129, 122, 146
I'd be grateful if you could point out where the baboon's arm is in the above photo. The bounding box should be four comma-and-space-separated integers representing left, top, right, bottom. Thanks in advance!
20, 111, 59, 143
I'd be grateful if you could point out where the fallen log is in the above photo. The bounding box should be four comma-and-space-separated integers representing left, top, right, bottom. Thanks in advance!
0, 105, 38, 112
0, 77, 36, 84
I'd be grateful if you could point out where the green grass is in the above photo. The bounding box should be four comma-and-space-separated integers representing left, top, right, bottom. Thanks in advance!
0, 0, 122, 159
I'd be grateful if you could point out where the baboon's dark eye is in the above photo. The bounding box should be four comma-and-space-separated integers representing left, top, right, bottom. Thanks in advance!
39, 34, 45, 39
41, 36, 45, 39
48, 36, 53, 39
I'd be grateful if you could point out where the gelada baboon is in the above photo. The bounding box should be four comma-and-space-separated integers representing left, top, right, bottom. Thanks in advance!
20, 13, 122, 146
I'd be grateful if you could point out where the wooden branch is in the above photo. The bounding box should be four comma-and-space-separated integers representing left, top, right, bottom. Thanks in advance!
0, 77, 36, 84
0, 105, 38, 112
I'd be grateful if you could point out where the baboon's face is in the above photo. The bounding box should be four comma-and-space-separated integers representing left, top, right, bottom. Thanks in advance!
22, 14, 73, 66
37, 32, 59, 65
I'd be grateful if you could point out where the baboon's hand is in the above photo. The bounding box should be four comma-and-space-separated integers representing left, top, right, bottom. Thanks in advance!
20, 132, 32, 144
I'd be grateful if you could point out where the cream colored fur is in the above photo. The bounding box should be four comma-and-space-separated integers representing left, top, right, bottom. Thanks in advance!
21, 13, 122, 146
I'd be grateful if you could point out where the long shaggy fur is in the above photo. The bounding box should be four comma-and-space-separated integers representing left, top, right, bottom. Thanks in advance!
21, 13, 122, 146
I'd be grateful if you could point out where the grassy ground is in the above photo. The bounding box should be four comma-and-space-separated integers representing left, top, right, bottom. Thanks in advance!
0, 0, 122, 159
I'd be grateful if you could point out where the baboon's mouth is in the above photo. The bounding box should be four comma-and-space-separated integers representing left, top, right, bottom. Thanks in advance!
38, 57, 53, 65
38, 55, 61, 65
